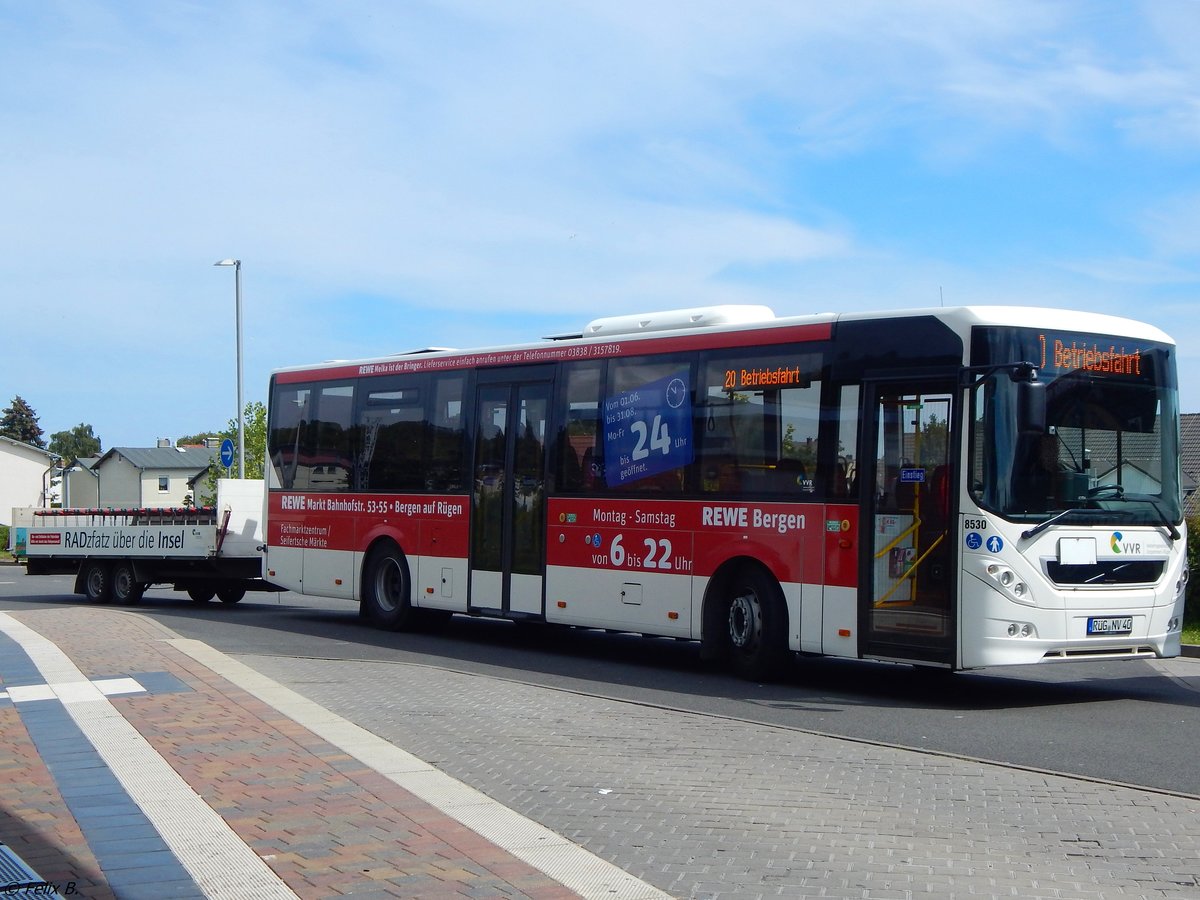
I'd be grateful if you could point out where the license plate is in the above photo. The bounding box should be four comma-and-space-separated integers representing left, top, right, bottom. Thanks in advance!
1087, 616, 1133, 636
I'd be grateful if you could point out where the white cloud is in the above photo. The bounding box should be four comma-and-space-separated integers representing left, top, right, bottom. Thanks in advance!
1057, 256, 1200, 286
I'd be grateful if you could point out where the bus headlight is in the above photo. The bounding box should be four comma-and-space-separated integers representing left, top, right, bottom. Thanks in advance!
1007, 622, 1034, 638
984, 562, 1033, 606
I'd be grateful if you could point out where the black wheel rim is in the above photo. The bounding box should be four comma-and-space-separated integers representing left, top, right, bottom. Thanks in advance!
728, 588, 762, 650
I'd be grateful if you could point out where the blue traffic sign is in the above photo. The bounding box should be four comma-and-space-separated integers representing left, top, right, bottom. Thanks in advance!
219, 438, 235, 469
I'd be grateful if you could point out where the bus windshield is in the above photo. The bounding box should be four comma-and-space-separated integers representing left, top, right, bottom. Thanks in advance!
970, 326, 1181, 527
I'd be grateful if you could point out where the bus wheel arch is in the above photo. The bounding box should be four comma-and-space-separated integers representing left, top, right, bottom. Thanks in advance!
702, 559, 790, 681
361, 539, 415, 631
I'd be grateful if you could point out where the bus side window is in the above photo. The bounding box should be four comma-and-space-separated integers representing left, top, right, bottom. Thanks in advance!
302, 383, 355, 491
428, 374, 466, 491
698, 347, 823, 497
827, 385, 860, 499
268, 384, 310, 490
828, 460, 846, 497
559, 361, 604, 492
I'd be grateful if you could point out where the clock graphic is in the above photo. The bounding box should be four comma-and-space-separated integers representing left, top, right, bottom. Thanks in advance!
665, 377, 687, 408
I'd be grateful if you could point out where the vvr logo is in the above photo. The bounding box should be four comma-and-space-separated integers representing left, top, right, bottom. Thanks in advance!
1111, 531, 1142, 555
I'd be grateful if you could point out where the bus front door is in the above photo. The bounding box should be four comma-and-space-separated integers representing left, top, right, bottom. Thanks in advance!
469, 370, 552, 618
861, 379, 958, 666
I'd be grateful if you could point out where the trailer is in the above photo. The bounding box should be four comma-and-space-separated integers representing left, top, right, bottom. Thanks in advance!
24, 479, 277, 604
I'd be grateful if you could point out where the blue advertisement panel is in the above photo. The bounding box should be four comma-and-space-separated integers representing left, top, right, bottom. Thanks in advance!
603, 369, 693, 488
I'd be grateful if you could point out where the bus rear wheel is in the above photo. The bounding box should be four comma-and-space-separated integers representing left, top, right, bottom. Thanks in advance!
725, 566, 788, 682
188, 587, 216, 603
111, 562, 144, 605
83, 562, 112, 604
363, 544, 414, 630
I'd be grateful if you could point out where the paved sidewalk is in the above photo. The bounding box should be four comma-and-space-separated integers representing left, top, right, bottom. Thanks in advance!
1, 605, 1199, 899
0, 608, 664, 899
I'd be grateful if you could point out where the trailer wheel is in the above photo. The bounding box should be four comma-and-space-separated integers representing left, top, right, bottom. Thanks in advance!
111, 562, 144, 605
724, 565, 789, 682
362, 543, 414, 630
83, 562, 113, 604
217, 587, 245, 604
188, 588, 216, 603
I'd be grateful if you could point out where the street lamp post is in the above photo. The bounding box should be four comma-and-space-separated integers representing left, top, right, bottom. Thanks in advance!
213, 258, 244, 478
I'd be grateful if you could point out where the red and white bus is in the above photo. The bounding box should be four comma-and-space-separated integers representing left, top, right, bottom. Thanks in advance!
264, 305, 1188, 678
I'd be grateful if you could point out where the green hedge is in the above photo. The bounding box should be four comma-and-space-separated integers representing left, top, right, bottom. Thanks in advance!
1187, 517, 1200, 625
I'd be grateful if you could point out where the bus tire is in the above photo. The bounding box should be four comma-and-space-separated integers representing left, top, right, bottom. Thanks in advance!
362, 543, 414, 630
111, 562, 144, 605
217, 587, 245, 604
188, 587, 216, 603
83, 562, 113, 604
724, 565, 789, 682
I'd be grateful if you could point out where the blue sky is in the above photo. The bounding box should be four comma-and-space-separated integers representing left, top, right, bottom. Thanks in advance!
3, 1, 1198, 449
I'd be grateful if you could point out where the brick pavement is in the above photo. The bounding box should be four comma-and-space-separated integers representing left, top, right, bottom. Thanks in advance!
0, 608, 661, 899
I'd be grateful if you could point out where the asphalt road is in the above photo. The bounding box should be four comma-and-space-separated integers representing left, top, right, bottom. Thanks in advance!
3, 566, 1198, 797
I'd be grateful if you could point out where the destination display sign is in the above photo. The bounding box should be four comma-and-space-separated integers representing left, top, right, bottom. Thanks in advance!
972, 326, 1168, 385
1038, 333, 1144, 377
723, 364, 807, 390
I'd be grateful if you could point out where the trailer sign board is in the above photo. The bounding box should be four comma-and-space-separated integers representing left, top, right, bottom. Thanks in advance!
27, 525, 214, 557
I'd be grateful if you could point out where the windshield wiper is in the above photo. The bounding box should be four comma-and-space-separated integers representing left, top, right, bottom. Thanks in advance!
1020, 508, 1122, 542
1144, 498, 1181, 542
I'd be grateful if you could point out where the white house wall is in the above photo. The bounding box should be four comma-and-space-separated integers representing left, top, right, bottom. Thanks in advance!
139, 470, 195, 507
63, 468, 99, 508
97, 458, 141, 507
0, 441, 56, 525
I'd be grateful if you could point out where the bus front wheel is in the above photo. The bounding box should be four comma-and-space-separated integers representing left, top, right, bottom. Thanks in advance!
363, 544, 414, 631
724, 567, 788, 682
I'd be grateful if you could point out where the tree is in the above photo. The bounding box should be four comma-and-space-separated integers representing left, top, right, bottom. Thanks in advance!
195, 401, 267, 505
0, 395, 45, 448
48, 423, 102, 461
918, 412, 949, 466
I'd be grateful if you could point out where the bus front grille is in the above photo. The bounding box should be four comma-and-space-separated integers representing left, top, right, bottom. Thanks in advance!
1044, 560, 1164, 586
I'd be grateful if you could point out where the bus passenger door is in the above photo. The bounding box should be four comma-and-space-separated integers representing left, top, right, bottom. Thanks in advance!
861, 378, 958, 666
469, 369, 553, 617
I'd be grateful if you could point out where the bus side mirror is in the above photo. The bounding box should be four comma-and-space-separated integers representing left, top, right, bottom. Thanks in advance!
1017, 379, 1046, 435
